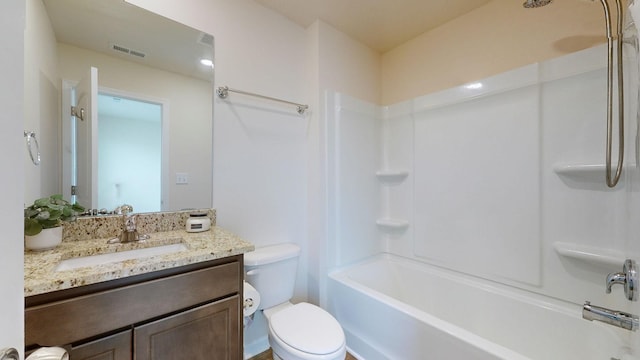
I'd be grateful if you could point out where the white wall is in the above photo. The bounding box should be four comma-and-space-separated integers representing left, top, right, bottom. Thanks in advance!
58, 44, 212, 211
24, 0, 59, 204
0, 0, 25, 355
124, 1, 384, 353
124, 0, 311, 355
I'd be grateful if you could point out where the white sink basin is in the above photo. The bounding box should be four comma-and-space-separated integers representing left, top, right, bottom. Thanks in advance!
55, 243, 189, 272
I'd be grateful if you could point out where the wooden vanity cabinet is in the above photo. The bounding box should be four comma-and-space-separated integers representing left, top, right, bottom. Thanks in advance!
68, 330, 132, 360
25, 255, 243, 360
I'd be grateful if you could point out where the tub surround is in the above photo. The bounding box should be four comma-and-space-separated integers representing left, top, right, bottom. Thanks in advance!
24, 209, 254, 297
325, 42, 640, 359
329, 254, 631, 360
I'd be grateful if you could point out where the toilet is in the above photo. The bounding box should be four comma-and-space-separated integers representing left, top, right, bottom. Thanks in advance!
244, 243, 346, 360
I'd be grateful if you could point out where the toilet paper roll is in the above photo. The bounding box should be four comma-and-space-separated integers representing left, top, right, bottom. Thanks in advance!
26, 347, 68, 360
243, 281, 261, 317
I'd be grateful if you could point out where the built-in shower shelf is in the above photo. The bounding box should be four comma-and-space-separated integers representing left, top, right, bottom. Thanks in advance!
553, 242, 625, 267
376, 218, 409, 231
553, 163, 635, 182
553, 164, 605, 179
376, 170, 409, 184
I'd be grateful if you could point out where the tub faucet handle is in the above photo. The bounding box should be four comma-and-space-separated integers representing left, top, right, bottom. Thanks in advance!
606, 259, 638, 301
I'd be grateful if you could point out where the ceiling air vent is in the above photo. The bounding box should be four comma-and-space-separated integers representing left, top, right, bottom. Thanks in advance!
129, 50, 146, 58
198, 33, 214, 47
112, 44, 130, 54
110, 43, 147, 59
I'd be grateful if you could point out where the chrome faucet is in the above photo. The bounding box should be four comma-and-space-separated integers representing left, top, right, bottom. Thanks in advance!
583, 301, 639, 331
107, 205, 149, 244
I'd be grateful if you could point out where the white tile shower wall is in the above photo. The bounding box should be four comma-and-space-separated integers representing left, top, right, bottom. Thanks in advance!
380, 101, 414, 255
540, 63, 630, 304
330, 44, 637, 308
328, 91, 383, 267
413, 82, 542, 286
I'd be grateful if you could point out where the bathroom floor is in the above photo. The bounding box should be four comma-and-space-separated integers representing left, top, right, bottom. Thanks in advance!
250, 349, 357, 360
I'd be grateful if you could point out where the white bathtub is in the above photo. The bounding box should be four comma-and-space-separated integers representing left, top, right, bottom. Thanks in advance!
327, 253, 633, 360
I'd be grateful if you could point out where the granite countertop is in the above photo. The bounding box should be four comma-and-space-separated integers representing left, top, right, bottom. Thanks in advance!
24, 226, 254, 297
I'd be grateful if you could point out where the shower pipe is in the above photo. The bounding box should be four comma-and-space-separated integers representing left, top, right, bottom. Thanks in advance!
525, 0, 624, 187
216, 86, 309, 115
601, 0, 625, 188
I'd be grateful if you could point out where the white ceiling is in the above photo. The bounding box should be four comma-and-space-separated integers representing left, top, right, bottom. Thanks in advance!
43, 0, 215, 81
253, 0, 493, 52
43, 0, 494, 77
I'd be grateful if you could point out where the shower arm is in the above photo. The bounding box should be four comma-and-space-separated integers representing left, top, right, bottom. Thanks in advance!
599, 0, 625, 188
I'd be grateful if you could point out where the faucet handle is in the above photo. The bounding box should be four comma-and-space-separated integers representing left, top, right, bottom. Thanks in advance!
113, 204, 133, 215
124, 214, 137, 232
606, 259, 638, 301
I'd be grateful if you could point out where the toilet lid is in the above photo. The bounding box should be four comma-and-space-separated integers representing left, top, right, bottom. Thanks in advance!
270, 303, 344, 355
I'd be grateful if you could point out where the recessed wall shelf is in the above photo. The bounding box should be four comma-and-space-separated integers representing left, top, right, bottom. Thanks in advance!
375, 170, 409, 184
376, 218, 409, 231
553, 241, 625, 267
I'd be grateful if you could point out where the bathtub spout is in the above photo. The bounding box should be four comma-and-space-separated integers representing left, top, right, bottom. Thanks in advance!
582, 301, 639, 331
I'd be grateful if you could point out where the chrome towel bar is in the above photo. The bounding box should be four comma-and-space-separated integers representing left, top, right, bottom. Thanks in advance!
216, 86, 309, 115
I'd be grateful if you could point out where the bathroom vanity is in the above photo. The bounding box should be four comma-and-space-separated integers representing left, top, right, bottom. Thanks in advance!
24, 211, 253, 360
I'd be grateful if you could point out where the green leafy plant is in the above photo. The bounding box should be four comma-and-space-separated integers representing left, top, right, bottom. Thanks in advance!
24, 194, 85, 236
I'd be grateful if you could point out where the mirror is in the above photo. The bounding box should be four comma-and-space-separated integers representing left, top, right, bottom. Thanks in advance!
24, 0, 214, 212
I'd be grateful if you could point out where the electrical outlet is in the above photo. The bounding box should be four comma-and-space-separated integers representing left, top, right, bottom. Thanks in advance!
176, 173, 189, 184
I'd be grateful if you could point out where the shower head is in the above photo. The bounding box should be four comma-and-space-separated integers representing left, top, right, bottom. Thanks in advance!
523, 0, 552, 8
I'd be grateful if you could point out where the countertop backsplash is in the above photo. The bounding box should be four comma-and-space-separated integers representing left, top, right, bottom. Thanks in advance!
62, 209, 217, 242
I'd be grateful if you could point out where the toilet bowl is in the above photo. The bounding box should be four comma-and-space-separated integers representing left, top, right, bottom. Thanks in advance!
244, 243, 346, 360
265, 302, 346, 360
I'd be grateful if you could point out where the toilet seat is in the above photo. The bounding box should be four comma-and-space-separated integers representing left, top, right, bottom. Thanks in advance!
269, 303, 345, 358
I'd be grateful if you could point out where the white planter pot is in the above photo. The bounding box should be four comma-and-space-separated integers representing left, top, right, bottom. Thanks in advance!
25, 226, 63, 251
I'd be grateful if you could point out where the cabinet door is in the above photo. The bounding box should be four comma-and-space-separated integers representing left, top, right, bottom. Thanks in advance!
70, 330, 132, 360
134, 296, 240, 360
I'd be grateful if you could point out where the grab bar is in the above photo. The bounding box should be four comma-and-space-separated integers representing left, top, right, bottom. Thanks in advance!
599, 0, 624, 187
216, 86, 309, 115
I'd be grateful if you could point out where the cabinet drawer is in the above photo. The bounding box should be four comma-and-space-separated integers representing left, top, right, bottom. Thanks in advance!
26, 261, 239, 346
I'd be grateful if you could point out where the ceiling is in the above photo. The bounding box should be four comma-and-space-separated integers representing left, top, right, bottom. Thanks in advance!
43, 0, 495, 76
253, 0, 493, 52
43, 0, 215, 81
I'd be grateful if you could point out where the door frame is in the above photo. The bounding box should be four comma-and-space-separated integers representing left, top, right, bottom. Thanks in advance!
62, 81, 170, 211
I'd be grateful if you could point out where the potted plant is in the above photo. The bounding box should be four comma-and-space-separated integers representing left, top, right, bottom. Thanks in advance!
24, 194, 85, 251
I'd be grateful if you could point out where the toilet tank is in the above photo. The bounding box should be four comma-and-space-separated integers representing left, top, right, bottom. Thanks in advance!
244, 243, 300, 310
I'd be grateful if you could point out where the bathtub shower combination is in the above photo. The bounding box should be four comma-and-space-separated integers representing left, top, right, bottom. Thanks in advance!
323, 3, 640, 359
329, 254, 630, 360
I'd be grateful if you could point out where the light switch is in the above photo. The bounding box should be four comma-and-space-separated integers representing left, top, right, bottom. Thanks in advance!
176, 172, 189, 184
